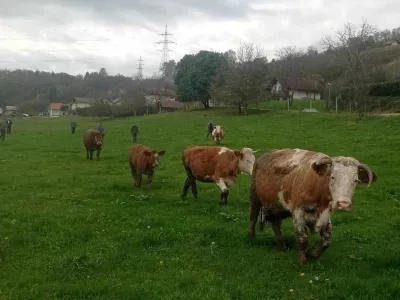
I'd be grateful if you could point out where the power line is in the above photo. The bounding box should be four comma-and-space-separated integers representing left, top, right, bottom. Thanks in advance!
0, 59, 99, 63
155, 24, 176, 77
0, 38, 132, 42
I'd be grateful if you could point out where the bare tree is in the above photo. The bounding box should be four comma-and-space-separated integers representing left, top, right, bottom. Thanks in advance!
213, 43, 270, 114
322, 18, 378, 117
272, 46, 306, 106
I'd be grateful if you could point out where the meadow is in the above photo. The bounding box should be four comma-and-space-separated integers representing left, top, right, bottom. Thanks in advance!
1, 106, 400, 299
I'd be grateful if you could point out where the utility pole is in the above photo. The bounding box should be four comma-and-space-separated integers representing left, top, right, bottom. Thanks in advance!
136, 56, 144, 80
156, 25, 176, 77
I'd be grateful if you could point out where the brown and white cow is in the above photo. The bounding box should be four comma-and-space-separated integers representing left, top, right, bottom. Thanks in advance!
249, 148, 377, 265
83, 129, 104, 160
182, 145, 258, 205
128, 144, 166, 188
211, 125, 224, 144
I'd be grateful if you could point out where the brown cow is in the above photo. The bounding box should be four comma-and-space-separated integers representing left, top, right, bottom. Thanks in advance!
83, 129, 104, 160
211, 125, 224, 144
182, 145, 258, 205
128, 144, 166, 188
249, 148, 377, 265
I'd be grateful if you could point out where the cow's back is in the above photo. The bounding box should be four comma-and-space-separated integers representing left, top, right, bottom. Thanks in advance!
83, 129, 96, 148
183, 146, 222, 179
129, 144, 149, 167
252, 149, 324, 209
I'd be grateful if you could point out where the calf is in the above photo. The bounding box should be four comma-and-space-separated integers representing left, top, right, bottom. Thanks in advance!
83, 129, 104, 160
128, 144, 166, 188
182, 145, 258, 205
211, 125, 224, 144
249, 148, 377, 265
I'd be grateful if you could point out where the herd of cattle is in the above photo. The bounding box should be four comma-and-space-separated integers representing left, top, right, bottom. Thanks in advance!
82, 124, 377, 265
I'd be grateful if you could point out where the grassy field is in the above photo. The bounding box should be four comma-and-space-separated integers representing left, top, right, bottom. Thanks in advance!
1, 109, 400, 300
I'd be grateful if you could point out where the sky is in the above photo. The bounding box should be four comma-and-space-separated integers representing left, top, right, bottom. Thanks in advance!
0, 0, 398, 78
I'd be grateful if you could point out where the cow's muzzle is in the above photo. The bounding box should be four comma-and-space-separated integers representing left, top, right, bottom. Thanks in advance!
334, 199, 352, 212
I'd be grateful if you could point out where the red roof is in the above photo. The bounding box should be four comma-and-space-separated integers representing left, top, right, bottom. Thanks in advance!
160, 99, 184, 109
49, 103, 64, 110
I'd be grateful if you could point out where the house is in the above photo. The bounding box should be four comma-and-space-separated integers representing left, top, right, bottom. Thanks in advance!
48, 103, 64, 117
271, 77, 324, 100
3, 106, 18, 117
159, 99, 184, 112
383, 40, 399, 47
69, 97, 96, 111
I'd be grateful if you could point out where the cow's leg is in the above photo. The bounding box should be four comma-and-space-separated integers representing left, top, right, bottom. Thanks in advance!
306, 219, 332, 259
249, 193, 261, 238
96, 149, 100, 161
191, 180, 198, 199
86, 148, 89, 159
181, 177, 191, 199
136, 173, 143, 187
146, 170, 154, 187
271, 219, 287, 252
292, 207, 308, 265
130, 164, 137, 186
215, 178, 229, 205
89, 149, 94, 160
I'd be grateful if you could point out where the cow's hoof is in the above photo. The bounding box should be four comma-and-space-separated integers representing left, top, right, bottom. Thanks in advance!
298, 255, 308, 265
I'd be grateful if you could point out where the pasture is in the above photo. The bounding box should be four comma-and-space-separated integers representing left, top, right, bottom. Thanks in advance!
0, 109, 399, 299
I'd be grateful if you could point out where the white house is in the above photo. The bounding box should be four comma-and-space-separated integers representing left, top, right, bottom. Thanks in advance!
69, 97, 96, 111
271, 77, 324, 100
48, 103, 63, 117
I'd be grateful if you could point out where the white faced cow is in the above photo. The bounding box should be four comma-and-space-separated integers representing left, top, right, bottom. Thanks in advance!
211, 125, 224, 144
249, 148, 377, 264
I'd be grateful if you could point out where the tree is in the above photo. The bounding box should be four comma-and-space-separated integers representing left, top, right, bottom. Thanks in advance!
271, 46, 306, 105
212, 43, 270, 114
175, 51, 225, 108
161, 60, 176, 79
99, 67, 108, 77
322, 18, 378, 117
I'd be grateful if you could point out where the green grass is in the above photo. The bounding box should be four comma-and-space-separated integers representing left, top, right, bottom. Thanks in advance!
1, 109, 400, 299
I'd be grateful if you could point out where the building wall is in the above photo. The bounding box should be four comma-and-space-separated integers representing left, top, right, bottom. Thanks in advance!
70, 103, 91, 111
292, 90, 321, 100
49, 109, 61, 117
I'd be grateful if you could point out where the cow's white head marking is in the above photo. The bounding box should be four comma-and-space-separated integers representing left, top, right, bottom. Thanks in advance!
234, 148, 259, 175
311, 155, 377, 212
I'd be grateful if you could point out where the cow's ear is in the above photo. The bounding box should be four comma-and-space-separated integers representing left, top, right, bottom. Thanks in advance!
220, 126, 223, 129
143, 150, 151, 156
234, 150, 243, 159
213, 126, 216, 129
158, 150, 166, 156
311, 161, 331, 176
358, 166, 377, 185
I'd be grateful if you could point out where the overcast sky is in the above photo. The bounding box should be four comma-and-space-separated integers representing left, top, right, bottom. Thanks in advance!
0, 0, 398, 78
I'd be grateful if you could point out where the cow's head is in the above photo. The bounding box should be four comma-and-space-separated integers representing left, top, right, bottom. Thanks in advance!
234, 148, 259, 175
143, 149, 166, 168
312, 156, 377, 212
92, 132, 103, 147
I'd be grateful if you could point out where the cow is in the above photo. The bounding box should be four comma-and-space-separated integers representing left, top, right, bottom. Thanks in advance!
83, 129, 104, 160
181, 145, 259, 205
248, 148, 377, 265
128, 144, 166, 188
211, 125, 224, 144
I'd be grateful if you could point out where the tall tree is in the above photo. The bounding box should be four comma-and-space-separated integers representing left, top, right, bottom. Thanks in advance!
212, 43, 270, 114
322, 18, 378, 116
175, 51, 225, 108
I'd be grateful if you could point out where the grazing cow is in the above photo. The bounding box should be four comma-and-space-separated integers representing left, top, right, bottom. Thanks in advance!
182, 146, 259, 205
211, 125, 224, 144
83, 129, 104, 160
128, 144, 166, 188
249, 148, 377, 264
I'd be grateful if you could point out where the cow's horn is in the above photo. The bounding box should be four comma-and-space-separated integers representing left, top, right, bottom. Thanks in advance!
359, 163, 374, 187
315, 157, 332, 165
252, 149, 260, 153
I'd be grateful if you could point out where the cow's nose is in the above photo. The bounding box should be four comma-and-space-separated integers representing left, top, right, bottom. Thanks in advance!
336, 200, 352, 211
